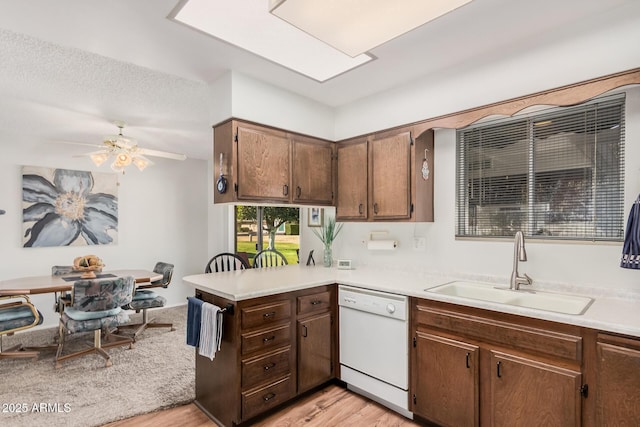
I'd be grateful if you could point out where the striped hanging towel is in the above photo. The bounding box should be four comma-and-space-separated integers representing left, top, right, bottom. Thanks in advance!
621, 195, 640, 269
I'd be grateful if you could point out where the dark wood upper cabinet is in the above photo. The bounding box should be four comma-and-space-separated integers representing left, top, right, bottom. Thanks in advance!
292, 137, 334, 205
236, 125, 290, 202
370, 131, 412, 220
213, 119, 334, 206
336, 128, 433, 222
336, 138, 368, 220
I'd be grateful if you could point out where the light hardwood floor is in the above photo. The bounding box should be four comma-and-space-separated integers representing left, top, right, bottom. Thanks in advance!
104, 384, 422, 427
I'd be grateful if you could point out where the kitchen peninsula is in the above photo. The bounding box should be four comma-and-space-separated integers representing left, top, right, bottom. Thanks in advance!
184, 265, 640, 426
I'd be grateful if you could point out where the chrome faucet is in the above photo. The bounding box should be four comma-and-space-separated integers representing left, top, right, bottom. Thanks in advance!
510, 231, 532, 290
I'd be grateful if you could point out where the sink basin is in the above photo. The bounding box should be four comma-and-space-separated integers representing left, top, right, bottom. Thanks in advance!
425, 281, 593, 315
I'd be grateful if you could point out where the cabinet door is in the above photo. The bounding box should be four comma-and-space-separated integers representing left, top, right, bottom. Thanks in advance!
297, 312, 332, 393
370, 132, 411, 219
236, 126, 290, 202
490, 351, 581, 427
412, 332, 479, 427
336, 140, 368, 220
596, 340, 640, 425
292, 139, 333, 205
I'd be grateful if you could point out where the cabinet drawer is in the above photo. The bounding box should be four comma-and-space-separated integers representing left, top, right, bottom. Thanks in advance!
242, 375, 293, 421
242, 346, 292, 389
242, 323, 291, 355
241, 300, 291, 330
297, 291, 331, 315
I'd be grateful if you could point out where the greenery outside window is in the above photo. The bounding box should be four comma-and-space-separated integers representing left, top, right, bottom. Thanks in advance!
456, 94, 625, 241
234, 206, 300, 264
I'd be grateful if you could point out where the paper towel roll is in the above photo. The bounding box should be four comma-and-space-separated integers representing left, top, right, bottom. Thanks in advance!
367, 240, 398, 250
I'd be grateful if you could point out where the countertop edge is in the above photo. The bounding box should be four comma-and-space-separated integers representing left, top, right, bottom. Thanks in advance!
182, 266, 640, 338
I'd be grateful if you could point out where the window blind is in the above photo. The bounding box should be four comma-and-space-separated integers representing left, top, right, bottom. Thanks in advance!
456, 94, 625, 241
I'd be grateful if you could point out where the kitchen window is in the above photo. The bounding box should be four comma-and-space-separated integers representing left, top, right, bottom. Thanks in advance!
234, 205, 300, 264
456, 94, 625, 241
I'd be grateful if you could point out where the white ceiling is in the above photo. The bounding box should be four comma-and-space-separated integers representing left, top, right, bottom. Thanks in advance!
0, 0, 637, 161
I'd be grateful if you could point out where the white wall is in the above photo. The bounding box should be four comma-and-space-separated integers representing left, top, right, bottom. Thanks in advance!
0, 130, 209, 328
327, 87, 640, 293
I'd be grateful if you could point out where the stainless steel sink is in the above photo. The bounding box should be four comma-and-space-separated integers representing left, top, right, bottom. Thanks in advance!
425, 281, 593, 315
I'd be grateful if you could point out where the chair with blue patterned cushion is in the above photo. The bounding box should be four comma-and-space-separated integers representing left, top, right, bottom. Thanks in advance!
117, 262, 176, 341
55, 276, 135, 368
51, 265, 81, 313
0, 293, 56, 359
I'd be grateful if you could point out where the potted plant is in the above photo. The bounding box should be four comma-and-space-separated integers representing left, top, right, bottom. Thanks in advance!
311, 216, 343, 267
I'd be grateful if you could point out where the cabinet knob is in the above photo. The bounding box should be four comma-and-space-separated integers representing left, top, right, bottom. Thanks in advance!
263, 311, 276, 319
263, 335, 276, 343
263, 362, 276, 371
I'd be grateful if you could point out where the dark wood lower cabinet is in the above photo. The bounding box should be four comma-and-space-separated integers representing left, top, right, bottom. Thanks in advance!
194, 285, 336, 426
490, 351, 581, 426
297, 311, 333, 393
596, 335, 640, 426
412, 332, 479, 427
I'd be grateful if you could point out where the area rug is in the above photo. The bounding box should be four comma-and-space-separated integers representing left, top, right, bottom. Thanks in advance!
0, 305, 194, 427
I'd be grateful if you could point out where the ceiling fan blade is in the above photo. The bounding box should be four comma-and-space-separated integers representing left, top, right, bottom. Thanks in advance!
55, 140, 105, 149
71, 150, 108, 158
138, 147, 187, 161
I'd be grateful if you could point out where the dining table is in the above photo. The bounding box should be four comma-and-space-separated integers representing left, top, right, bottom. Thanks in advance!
0, 269, 162, 296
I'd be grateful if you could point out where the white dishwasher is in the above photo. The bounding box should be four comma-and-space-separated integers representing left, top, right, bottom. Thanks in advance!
338, 285, 412, 418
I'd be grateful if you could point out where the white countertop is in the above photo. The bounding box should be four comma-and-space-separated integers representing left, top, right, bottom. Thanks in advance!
183, 264, 640, 338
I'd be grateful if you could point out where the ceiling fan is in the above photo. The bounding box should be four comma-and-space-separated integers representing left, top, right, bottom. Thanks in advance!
69, 120, 187, 173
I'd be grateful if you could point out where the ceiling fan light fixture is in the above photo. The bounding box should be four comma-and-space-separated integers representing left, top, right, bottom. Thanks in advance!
132, 156, 152, 171
269, 0, 474, 57
89, 152, 110, 167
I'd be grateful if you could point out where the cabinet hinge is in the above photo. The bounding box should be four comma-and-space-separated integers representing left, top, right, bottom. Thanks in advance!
412, 394, 417, 405
580, 384, 589, 398
413, 336, 417, 348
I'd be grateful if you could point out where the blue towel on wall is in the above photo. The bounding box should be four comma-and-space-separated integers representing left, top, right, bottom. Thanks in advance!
186, 297, 203, 347
621, 195, 640, 269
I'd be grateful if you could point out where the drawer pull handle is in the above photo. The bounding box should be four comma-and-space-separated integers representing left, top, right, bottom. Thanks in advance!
263, 311, 276, 319
310, 300, 322, 305
373, 202, 379, 214
283, 184, 289, 196
263, 392, 276, 402
497, 361, 502, 378
466, 352, 470, 369
263, 362, 276, 371
263, 335, 276, 343
358, 203, 363, 215
296, 186, 302, 198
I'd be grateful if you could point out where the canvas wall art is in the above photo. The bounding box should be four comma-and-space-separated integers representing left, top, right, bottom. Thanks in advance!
22, 166, 118, 247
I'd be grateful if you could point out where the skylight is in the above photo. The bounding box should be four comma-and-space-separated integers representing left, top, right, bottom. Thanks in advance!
171, 0, 373, 82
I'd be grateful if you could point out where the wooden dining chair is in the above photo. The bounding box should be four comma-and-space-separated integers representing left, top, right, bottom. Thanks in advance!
0, 293, 56, 359
55, 276, 135, 368
205, 253, 249, 273
253, 249, 288, 268
117, 262, 176, 341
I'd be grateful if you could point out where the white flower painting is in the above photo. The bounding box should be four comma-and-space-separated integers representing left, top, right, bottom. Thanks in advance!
22, 166, 118, 247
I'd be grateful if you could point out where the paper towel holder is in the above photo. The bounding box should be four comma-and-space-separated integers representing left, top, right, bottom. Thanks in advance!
367, 231, 398, 250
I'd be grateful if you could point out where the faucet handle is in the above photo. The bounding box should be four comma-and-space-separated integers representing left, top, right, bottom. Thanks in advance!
522, 273, 533, 285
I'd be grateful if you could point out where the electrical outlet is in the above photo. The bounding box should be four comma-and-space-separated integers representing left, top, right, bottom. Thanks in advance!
413, 237, 426, 251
